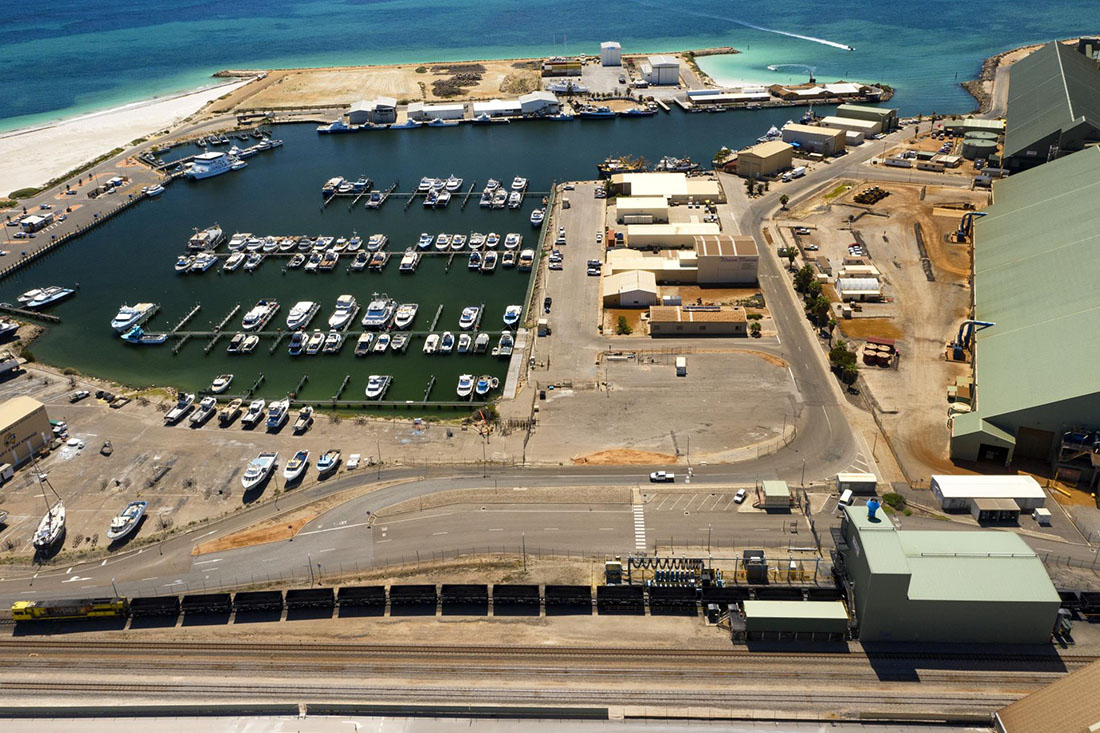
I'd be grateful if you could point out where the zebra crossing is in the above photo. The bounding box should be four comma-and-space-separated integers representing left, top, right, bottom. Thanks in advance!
632, 504, 646, 551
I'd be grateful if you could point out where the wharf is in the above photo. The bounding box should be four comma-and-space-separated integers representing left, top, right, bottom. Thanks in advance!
0, 304, 61, 323
162, 328, 511, 339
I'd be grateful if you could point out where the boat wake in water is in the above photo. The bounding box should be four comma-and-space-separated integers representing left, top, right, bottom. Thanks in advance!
727, 18, 854, 51
767, 64, 818, 74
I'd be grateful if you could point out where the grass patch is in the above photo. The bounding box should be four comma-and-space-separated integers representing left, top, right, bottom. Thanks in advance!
9, 188, 38, 199
0, 198, 16, 210
824, 183, 851, 201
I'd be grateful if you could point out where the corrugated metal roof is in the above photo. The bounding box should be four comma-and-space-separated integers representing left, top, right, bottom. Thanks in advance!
972, 147, 1100, 421
931, 474, 1045, 500
0, 396, 44, 427
742, 600, 849, 620
1004, 42, 1100, 159
995, 659, 1100, 733
836, 103, 896, 118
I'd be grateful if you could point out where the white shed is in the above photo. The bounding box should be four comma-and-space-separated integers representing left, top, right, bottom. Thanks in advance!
473, 99, 522, 118
644, 55, 680, 86
600, 41, 622, 66
407, 102, 465, 121
602, 270, 658, 307
519, 91, 560, 116
930, 474, 1047, 512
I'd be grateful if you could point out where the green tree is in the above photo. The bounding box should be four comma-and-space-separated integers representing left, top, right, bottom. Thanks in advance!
779, 193, 789, 209
793, 264, 815, 293
826, 317, 838, 347
807, 294, 831, 326
616, 315, 633, 335
779, 247, 797, 270
806, 279, 822, 299
749, 321, 761, 338
829, 341, 858, 384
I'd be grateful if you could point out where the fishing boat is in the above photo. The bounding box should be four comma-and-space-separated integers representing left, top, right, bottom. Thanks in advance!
210, 374, 234, 393
456, 374, 474, 399
503, 305, 523, 327
354, 332, 374, 356
110, 302, 157, 332
265, 399, 289, 430
621, 104, 658, 117
440, 331, 455, 354
398, 250, 420, 273
287, 330, 306, 355
106, 500, 146, 542
578, 105, 617, 119
190, 396, 217, 425
316, 449, 341, 475
33, 501, 65, 551
468, 251, 482, 270
474, 333, 491, 353
283, 450, 310, 482
390, 333, 409, 352
367, 233, 388, 251
458, 306, 480, 330
373, 333, 391, 352
163, 391, 194, 425
393, 303, 418, 329
121, 326, 167, 345
292, 405, 314, 433
241, 451, 278, 490
457, 333, 472, 353
501, 250, 516, 268
364, 374, 391, 400
485, 232, 500, 248
322, 330, 343, 354
529, 208, 545, 227
480, 250, 498, 272
423, 333, 440, 354
286, 301, 318, 330
597, 155, 646, 177
504, 232, 522, 250
242, 299, 278, 330
219, 398, 242, 424
241, 399, 266, 428
305, 330, 325, 355
469, 232, 485, 250
327, 294, 357, 329
223, 251, 246, 271
653, 155, 699, 172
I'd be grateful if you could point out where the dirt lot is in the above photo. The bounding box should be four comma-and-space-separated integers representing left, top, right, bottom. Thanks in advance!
778, 182, 989, 481
884, 129, 998, 180
230, 60, 541, 111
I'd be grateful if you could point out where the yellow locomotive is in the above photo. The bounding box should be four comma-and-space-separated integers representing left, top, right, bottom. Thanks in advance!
11, 597, 128, 621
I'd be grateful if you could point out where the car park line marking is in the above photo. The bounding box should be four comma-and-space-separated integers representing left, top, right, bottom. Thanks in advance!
194, 558, 223, 565
488, 528, 503, 532
432, 531, 448, 536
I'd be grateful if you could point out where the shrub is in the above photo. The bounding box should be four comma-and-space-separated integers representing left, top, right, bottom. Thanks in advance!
415, 66, 428, 73
18, 348, 34, 363
882, 492, 907, 510
616, 316, 633, 335
9, 188, 38, 199
749, 321, 761, 337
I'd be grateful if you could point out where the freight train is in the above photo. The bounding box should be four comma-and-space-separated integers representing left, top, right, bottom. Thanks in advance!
11, 597, 128, 621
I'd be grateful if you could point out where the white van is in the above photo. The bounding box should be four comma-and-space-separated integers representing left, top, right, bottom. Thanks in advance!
838, 489, 854, 507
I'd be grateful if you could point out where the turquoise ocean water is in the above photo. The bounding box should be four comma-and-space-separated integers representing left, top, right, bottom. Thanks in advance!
1, 0, 1094, 131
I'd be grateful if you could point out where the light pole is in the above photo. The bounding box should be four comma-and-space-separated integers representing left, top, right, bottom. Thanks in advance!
801, 458, 807, 487
376, 439, 382, 480
707, 524, 712, 553
111, 577, 118, 597
522, 532, 527, 572
307, 553, 315, 586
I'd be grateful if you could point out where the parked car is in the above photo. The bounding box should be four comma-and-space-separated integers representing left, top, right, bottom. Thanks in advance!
734, 488, 748, 504
543, 296, 552, 314
792, 227, 810, 235
805, 244, 819, 251
649, 471, 675, 483
69, 390, 90, 403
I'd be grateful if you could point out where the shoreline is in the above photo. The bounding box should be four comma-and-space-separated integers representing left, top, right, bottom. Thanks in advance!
960, 35, 1096, 114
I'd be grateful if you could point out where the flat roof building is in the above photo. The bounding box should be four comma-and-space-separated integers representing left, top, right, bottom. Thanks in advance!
20, 213, 53, 233
761, 480, 792, 508
606, 248, 699, 283
623, 222, 721, 250
836, 103, 898, 131
472, 99, 522, 117
615, 196, 670, 224
1003, 41, 1100, 170
781, 123, 846, 155
837, 504, 1060, 644
649, 305, 747, 336
407, 102, 465, 121
930, 474, 1046, 512
694, 235, 758, 285
608, 172, 721, 203
740, 601, 849, 640
819, 115, 881, 138
643, 55, 680, 85
349, 97, 397, 125
735, 140, 794, 178
0, 396, 51, 468
602, 270, 658, 307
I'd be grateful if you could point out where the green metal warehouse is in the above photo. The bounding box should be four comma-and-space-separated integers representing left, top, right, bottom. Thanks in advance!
835, 505, 1060, 644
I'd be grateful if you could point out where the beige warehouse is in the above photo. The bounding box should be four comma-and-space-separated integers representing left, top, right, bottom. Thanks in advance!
0, 396, 51, 468
819, 115, 881, 139
608, 172, 722, 203
606, 249, 699, 283
695, 235, 759, 285
623, 222, 720, 249
602, 270, 659, 307
781, 123, 846, 155
615, 196, 670, 224
736, 140, 794, 178
649, 306, 748, 336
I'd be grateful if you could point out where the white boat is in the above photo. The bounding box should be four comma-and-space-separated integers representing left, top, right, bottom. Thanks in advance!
504, 232, 522, 250
164, 391, 195, 424
457, 374, 475, 399
322, 177, 345, 197
242, 299, 278, 330
210, 374, 233, 393
355, 332, 374, 356
493, 331, 515, 358
434, 233, 451, 251
373, 333, 391, 352
283, 450, 310, 481
241, 399, 266, 427
223, 251, 245, 271
328, 294, 357, 329
18, 288, 46, 305
241, 451, 278, 490
367, 233, 388, 251
491, 190, 507, 208
457, 333, 472, 353
106, 500, 146, 541
188, 225, 224, 251
239, 334, 260, 353
219, 398, 243, 424
190, 252, 218, 272
293, 405, 314, 433
390, 333, 408, 352
33, 502, 65, 550
347, 235, 362, 251
475, 375, 492, 396
507, 191, 522, 209
350, 251, 370, 271
26, 286, 74, 309
445, 175, 463, 191
468, 251, 482, 270
517, 249, 536, 271
322, 331, 343, 354
503, 305, 523, 327
398, 250, 420, 272
0, 320, 19, 340
451, 233, 467, 251
144, 184, 165, 197
423, 333, 440, 354
458, 306, 480, 330
175, 255, 194, 273
286, 301, 318, 330
266, 399, 289, 430
305, 330, 325, 355
530, 208, 545, 226
480, 251, 498, 272
287, 331, 306, 355
474, 333, 491, 353
486, 232, 500, 249
364, 375, 391, 400
243, 252, 264, 271
440, 331, 455, 353
417, 177, 434, 193
511, 176, 528, 191
469, 232, 485, 250
361, 295, 396, 329
110, 302, 156, 332
316, 449, 341, 475
186, 151, 232, 180
417, 232, 434, 249
190, 396, 217, 425
485, 178, 501, 191
227, 232, 250, 251
393, 303, 418, 329
501, 250, 516, 268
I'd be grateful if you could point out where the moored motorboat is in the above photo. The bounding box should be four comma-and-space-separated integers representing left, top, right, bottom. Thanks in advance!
456, 374, 474, 399
475, 374, 492, 397
121, 326, 167, 345
223, 251, 246, 271
458, 306, 480, 330
355, 332, 374, 356
423, 333, 440, 354
474, 333, 491, 353
372, 333, 391, 352
530, 208, 545, 227
503, 305, 522, 327
286, 301, 318, 330
327, 294, 357, 329
440, 331, 455, 354
480, 250, 498, 272
110, 302, 157, 332
457, 333, 472, 353
393, 303, 418, 329
210, 374, 233, 393
364, 375, 391, 400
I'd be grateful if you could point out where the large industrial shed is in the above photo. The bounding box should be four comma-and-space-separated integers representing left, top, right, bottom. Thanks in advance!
929, 474, 1046, 512
1002, 41, 1100, 170
819, 115, 881, 139
0, 396, 51, 468
694, 235, 758, 285
781, 123, 846, 155
836, 505, 1060, 644
602, 271, 658, 307
836, 103, 898, 131
994, 659, 1100, 733
950, 148, 1100, 464
735, 140, 794, 178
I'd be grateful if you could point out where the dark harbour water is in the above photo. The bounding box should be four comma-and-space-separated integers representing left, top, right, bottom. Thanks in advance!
5, 109, 804, 403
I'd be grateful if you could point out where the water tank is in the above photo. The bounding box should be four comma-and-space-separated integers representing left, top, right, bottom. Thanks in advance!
963, 131, 999, 142
962, 138, 998, 160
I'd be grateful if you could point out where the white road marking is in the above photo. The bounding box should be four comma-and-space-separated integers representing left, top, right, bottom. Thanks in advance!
432, 531, 448, 536
488, 528, 503, 532
318, 548, 335, 553
198, 530, 217, 538
375, 539, 391, 544
598, 528, 615, 531
100, 559, 108, 566
66, 567, 73, 574
632, 505, 647, 551
140, 577, 156, 581
543, 528, 559, 531
194, 558, 223, 565
297, 521, 371, 536
62, 576, 91, 583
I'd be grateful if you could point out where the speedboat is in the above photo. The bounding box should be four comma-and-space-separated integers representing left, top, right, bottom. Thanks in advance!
106, 500, 146, 541
283, 450, 310, 482
286, 301, 317, 330
503, 305, 523, 327
243, 252, 264, 271
355, 332, 374, 356
479, 190, 493, 207
530, 208, 545, 226
445, 175, 463, 191
361, 295, 396, 329
511, 176, 528, 191
474, 333, 491, 353
451, 233, 466, 251
517, 249, 535, 271
347, 235, 362, 251
485, 232, 500, 249
475, 375, 492, 396
507, 191, 522, 209
226, 333, 245, 354
456, 374, 474, 399
305, 330, 325, 355
485, 178, 501, 191
364, 375, 391, 400
417, 232, 434, 249
458, 306, 480, 330
164, 391, 195, 424
501, 250, 516, 268
26, 286, 74, 308
242, 299, 278, 330
293, 405, 314, 433
468, 251, 482, 270
504, 232, 522, 250
316, 449, 341, 475
393, 303, 418, 329
288, 330, 306, 355
440, 331, 455, 354
241, 399, 266, 427
480, 250, 498, 272
110, 302, 156, 332
367, 233, 387, 251
350, 251, 370, 271
457, 333, 472, 353
121, 325, 167, 345
239, 334, 260, 353
265, 399, 289, 430
190, 396, 217, 425
417, 177, 434, 193
422, 333, 440, 354
493, 331, 515, 358
304, 252, 322, 271
469, 232, 485, 250
322, 330, 343, 354
373, 333, 391, 352
219, 398, 242, 425
491, 190, 507, 208
423, 190, 438, 207
145, 184, 165, 197
434, 233, 451, 251
241, 451, 278, 490
369, 251, 390, 271
435, 190, 451, 208
210, 374, 233, 393
33, 502, 65, 550
223, 251, 245, 271
328, 294, 357, 329
390, 333, 408, 352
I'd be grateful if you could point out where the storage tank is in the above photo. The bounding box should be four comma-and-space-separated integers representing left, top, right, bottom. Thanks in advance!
962, 138, 998, 160
963, 131, 999, 142
862, 346, 877, 365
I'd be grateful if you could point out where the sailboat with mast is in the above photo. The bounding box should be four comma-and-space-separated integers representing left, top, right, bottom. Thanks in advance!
31, 460, 65, 551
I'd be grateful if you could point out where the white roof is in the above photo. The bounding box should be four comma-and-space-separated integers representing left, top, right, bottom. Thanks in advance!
648, 55, 679, 67
821, 115, 878, 130
836, 277, 881, 293
519, 91, 558, 104
21, 215, 47, 225
473, 99, 521, 113
605, 270, 657, 295
783, 123, 845, 139
601, 41, 621, 50
931, 475, 1046, 500
824, 82, 863, 95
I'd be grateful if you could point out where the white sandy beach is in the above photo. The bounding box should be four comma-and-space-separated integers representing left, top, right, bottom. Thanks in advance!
0, 79, 252, 196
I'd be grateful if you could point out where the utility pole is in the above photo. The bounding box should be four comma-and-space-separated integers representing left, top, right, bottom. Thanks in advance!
376, 439, 382, 480
307, 553, 315, 586
801, 458, 807, 487
522, 532, 527, 572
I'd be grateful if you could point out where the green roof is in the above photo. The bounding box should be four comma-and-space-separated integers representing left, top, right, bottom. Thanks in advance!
762, 480, 790, 497
836, 103, 896, 117
843, 506, 1058, 604
972, 147, 1100, 421
742, 600, 849, 620
950, 412, 1016, 445
1004, 42, 1100, 159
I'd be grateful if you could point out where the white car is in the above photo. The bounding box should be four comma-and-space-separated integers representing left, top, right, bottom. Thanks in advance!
595, 232, 604, 244
649, 471, 675, 483
347, 453, 361, 469
734, 488, 748, 504
805, 244, 819, 251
